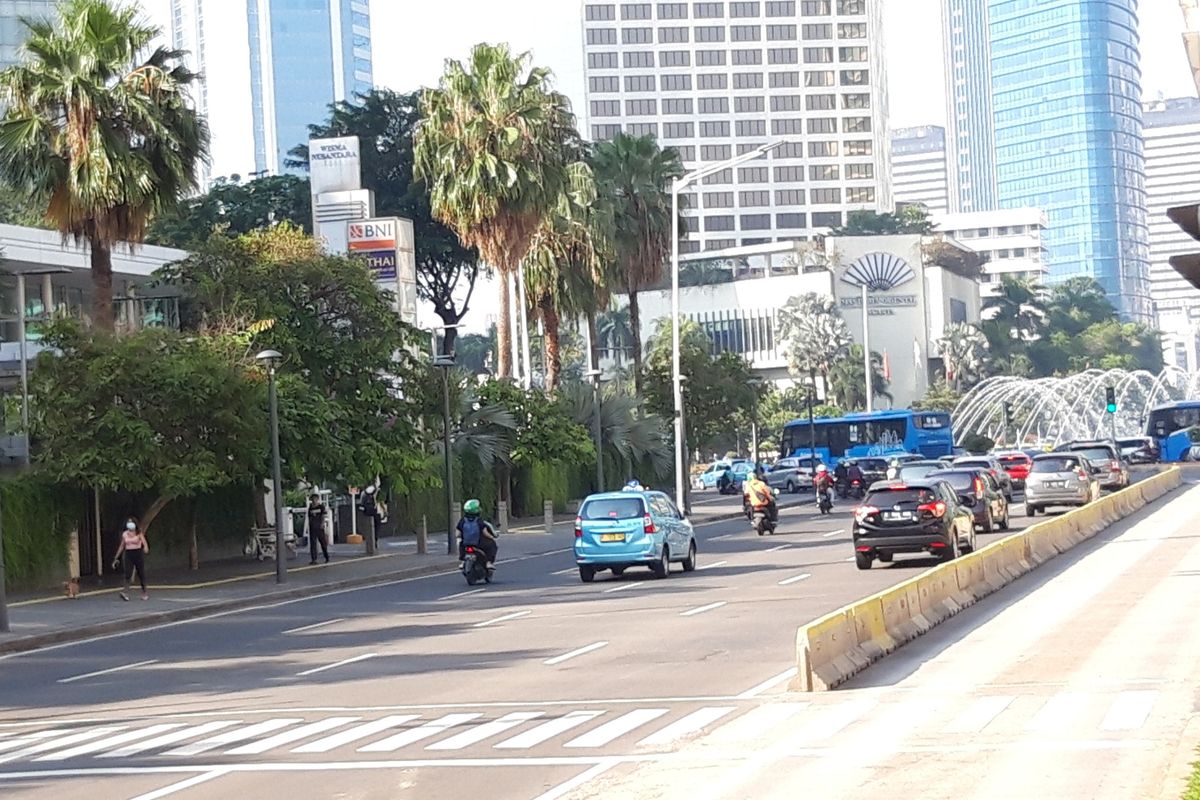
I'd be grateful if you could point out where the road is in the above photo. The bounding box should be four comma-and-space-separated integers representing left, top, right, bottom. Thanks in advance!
0, 491, 1046, 800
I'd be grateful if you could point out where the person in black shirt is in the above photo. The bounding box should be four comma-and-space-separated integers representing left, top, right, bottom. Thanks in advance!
307, 494, 330, 564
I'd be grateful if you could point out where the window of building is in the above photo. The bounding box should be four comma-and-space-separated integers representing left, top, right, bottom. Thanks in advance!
771, 0, 799, 14
845, 139, 872, 155
769, 47, 799, 63
694, 1, 726, 17
680, 240, 702, 254
698, 73, 728, 89
843, 116, 871, 133
664, 98, 694, 114
701, 144, 733, 160
586, 4, 617, 20
804, 94, 835, 110
591, 100, 621, 117
810, 188, 841, 204
659, 50, 690, 66
732, 48, 763, 64
812, 211, 842, 227
774, 142, 805, 158
808, 141, 838, 157
838, 21, 866, 38
625, 74, 656, 91
841, 93, 870, 109
731, 24, 762, 40
705, 238, 737, 250
704, 191, 735, 208
659, 26, 690, 42
622, 27, 653, 44
1014, 247, 1026, 257
622, 3, 652, 18
810, 164, 840, 181
662, 74, 693, 90
802, 23, 832, 39
658, 2, 688, 17
626, 51, 656, 67
742, 237, 772, 246
771, 118, 804, 135
700, 121, 731, 137
740, 190, 770, 206
776, 189, 806, 206
702, 168, 733, 184
840, 68, 869, 85
775, 167, 805, 183
735, 95, 766, 112
844, 163, 873, 179
705, 215, 736, 231
588, 52, 619, 68
767, 24, 797, 40
838, 46, 867, 62
803, 47, 833, 63
586, 28, 617, 45
737, 119, 767, 136
730, 1, 761, 16
696, 25, 726, 41
664, 122, 695, 138
777, 212, 807, 228
739, 166, 769, 182
590, 76, 620, 92
804, 70, 834, 86
770, 71, 801, 87
734, 72, 764, 89
697, 49, 727, 65
592, 124, 622, 140
626, 99, 658, 115
673, 145, 696, 160
807, 117, 836, 133
741, 214, 771, 230
627, 122, 659, 137
699, 96, 729, 113
837, 0, 865, 13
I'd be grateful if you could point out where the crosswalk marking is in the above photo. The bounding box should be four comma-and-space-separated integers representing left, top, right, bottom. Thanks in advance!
292, 715, 419, 753
426, 712, 543, 751
358, 714, 481, 752
100, 721, 241, 758
944, 696, 1016, 734
494, 711, 605, 750
637, 706, 737, 746
35, 724, 184, 761
0, 727, 123, 764
226, 717, 360, 755
0, 729, 75, 755
166, 718, 303, 756
1101, 691, 1157, 731
1026, 693, 1089, 732
564, 709, 668, 749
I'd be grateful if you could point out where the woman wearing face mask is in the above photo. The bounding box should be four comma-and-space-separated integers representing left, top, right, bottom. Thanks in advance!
112, 517, 150, 601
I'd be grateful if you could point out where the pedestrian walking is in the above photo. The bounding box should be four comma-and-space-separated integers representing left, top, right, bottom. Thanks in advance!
307, 493, 330, 564
112, 517, 149, 601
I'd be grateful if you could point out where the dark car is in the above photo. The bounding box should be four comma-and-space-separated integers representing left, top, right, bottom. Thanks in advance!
1055, 440, 1130, 490
928, 468, 1010, 532
952, 455, 1014, 500
853, 457, 891, 485
852, 480, 976, 570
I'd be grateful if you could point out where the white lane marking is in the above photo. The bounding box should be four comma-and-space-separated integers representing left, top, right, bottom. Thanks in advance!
736, 667, 799, 699
295, 653, 378, 677
602, 582, 642, 594
494, 711, 605, 750
1025, 693, 1089, 732
765, 544, 790, 552
36, 724, 184, 761
564, 709, 669, 748
697, 560, 728, 570
531, 761, 619, 800
473, 610, 532, 628
544, 641, 609, 666
283, 618, 346, 635
0, 730, 69, 754
57, 659, 159, 684
0, 727, 124, 764
126, 769, 230, 800
426, 712, 543, 751
637, 706, 737, 746
680, 601, 727, 617
292, 716, 418, 753
944, 696, 1015, 733
551, 568, 577, 576
1101, 690, 1158, 731
225, 717, 360, 755
100, 721, 242, 758
843, 556, 856, 562
358, 714, 481, 752
777, 573, 812, 586
710, 534, 737, 541
167, 719, 303, 756
438, 588, 486, 601
822, 529, 846, 538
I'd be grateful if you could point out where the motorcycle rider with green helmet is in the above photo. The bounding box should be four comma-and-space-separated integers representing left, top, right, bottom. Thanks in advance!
457, 498, 499, 567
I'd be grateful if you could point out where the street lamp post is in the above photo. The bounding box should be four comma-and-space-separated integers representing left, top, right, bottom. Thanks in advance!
748, 375, 763, 471
808, 367, 818, 462
10, 267, 70, 465
861, 284, 874, 414
585, 369, 604, 491
434, 354, 456, 556
256, 350, 286, 584
670, 139, 796, 511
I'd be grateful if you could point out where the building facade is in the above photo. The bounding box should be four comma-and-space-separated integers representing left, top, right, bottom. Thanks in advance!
1144, 97, 1200, 371
932, 208, 1047, 295
889, 126, 949, 215
0, 0, 55, 70
581, 0, 893, 253
985, 0, 1152, 322
941, 0, 997, 213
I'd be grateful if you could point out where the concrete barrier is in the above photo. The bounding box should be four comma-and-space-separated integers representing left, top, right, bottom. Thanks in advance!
793, 468, 1183, 692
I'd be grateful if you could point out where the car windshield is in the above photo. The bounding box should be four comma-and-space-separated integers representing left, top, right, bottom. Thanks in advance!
929, 471, 976, 491
866, 488, 937, 508
1116, 438, 1146, 449
859, 459, 888, 471
998, 455, 1029, 465
580, 497, 645, 520
898, 465, 939, 481
1069, 447, 1112, 463
1032, 457, 1080, 473
955, 458, 987, 467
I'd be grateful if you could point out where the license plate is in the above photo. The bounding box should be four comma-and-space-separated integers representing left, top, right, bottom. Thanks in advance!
1046, 481, 1066, 489
882, 511, 912, 522
599, 533, 626, 542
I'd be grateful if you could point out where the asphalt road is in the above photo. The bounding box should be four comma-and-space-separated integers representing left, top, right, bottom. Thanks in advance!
0, 490, 1046, 800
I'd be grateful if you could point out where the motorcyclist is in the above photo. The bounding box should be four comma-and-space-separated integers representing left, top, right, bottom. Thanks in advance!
846, 460, 865, 495
456, 499, 498, 567
886, 457, 903, 481
716, 465, 733, 494
833, 460, 849, 496
813, 464, 835, 508
744, 470, 777, 522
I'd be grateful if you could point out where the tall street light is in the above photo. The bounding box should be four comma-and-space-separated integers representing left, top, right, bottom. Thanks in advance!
670, 139, 795, 511
434, 353, 456, 555
8, 267, 70, 465
861, 284, 874, 414
256, 350, 286, 584
585, 368, 604, 491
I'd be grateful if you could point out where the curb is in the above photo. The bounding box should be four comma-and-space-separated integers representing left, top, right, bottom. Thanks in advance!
0, 558, 458, 657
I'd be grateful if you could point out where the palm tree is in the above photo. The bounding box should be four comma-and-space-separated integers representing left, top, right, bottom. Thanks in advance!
983, 276, 1047, 343
828, 345, 892, 411
775, 293, 852, 390
563, 382, 671, 491
590, 133, 684, 391
0, 0, 209, 331
937, 322, 990, 391
597, 303, 633, 367
415, 43, 578, 380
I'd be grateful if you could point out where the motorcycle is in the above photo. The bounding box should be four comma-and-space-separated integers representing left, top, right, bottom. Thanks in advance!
848, 478, 865, 500
461, 545, 494, 585
817, 487, 833, 515
751, 507, 776, 536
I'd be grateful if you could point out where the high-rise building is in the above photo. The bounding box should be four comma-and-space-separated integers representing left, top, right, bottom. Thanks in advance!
941, 0, 997, 213
0, 0, 56, 71
171, 0, 373, 181
581, 0, 892, 253
889, 126, 949, 215
932, 208, 1048, 295
1144, 97, 1200, 370
967, 0, 1151, 322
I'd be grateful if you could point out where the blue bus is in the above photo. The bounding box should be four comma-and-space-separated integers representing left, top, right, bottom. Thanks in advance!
1147, 401, 1200, 462
780, 409, 954, 465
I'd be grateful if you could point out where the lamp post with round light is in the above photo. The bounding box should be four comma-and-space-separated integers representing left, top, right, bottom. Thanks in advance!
256, 349, 286, 584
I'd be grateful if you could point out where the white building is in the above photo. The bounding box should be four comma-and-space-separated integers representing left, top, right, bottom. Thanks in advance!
1144, 96, 1200, 371
931, 208, 1048, 295
889, 126, 949, 214
581, 0, 893, 253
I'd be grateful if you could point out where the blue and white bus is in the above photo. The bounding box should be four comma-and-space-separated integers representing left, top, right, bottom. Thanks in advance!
780, 409, 955, 465
1147, 401, 1200, 462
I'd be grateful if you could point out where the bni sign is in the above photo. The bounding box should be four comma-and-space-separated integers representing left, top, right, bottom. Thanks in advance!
348, 220, 399, 281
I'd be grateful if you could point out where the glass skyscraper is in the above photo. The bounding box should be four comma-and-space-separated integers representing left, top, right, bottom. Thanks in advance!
942, 0, 997, 213
0, 0, 56, 70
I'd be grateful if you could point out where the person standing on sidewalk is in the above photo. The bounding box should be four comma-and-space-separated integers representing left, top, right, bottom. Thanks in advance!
307, 493, 330, 565
112, 517, 149, 601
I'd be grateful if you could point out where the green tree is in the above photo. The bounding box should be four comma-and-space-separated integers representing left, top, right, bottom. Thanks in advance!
416, 44, 578, 379
775, 292, 852, 386
591, 133, 685, 391
983, 276, 1047, 344
146, 175, 312, 247
597, 302, 633, 369
0, 181, 46, 227
457, 329, 497, 375
563, 382, 672, 492
1045, 276, 1116, 337
937, 322, 990, 391
912, 380, 962, 413
288, 89, 482, 356
827, 345, 892, 411
0, 0, 208, 330
832, 206, 933, 236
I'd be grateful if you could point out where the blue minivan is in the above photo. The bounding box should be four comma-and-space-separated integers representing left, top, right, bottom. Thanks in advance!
573, 489, 698, 582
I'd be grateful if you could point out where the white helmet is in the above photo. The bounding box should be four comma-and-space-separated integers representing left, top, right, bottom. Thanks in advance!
816, 464, 828, 473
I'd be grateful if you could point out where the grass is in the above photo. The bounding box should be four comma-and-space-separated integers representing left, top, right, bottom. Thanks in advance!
1184, 751, 1200, 800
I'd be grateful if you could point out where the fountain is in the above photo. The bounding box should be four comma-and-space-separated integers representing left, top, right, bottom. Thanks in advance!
952, 368, 1200, 448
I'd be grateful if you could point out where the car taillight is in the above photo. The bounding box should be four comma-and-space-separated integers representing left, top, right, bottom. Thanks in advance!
855, 505, 879, 523
1109, 460, 1120, 472
644, 514, 657, 534
973, 477, 984, 499
918, 501, 947, 518
574, 517, 583, 538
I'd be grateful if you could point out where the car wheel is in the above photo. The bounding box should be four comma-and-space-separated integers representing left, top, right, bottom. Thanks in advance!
579, 565, 596, 583
611, 567, 625, 576
941, 534, 960, 562
786, 480, 796, 494
878, 552, 893, 564
982, 509, 995, 534
650, 546, 670, 578
854, 551, 873, 570
681, 541, 697, 572
999, 507, 1010, 530
1025, 504, 1035, 517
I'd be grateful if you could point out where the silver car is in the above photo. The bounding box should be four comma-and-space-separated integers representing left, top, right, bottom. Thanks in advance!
1024, 453, 1098, 516
766, 456, 823, 494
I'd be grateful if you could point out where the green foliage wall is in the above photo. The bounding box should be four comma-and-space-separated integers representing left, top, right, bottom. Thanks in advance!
1, 477, 79, 588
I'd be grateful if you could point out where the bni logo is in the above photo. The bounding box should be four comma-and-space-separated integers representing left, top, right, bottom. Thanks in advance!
350, 222, 394, 240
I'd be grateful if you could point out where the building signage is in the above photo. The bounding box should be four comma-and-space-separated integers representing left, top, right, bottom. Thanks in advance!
840, 252, 917, 292
348, 220, 400, 281
309, 136, 362, 194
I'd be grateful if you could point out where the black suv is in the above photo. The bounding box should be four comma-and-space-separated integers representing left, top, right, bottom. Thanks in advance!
927, 468, 1010, 533
852, 480, 976, 570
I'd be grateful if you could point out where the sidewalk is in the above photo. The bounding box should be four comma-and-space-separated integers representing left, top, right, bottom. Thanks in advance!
0, 491, 769, 655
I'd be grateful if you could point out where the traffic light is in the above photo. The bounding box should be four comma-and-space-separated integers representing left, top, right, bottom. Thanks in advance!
1105, 386, 1117, 414
1003, 401, 1013, 424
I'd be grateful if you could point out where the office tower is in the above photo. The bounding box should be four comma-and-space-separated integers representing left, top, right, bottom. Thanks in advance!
0, 0, 56, 70
941, 0, 997, 213
582, 0, 892, 253
933, 208, 1048, 295
889, 126, 949, 215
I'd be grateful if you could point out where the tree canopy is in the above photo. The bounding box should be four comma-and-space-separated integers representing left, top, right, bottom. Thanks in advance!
147, 175, 312, 247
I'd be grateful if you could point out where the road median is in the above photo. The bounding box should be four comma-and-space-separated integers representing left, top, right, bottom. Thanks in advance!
792, 467, 1184, 692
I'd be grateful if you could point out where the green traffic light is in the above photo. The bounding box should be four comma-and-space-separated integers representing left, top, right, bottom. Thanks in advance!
1106, 403, 1117, 414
